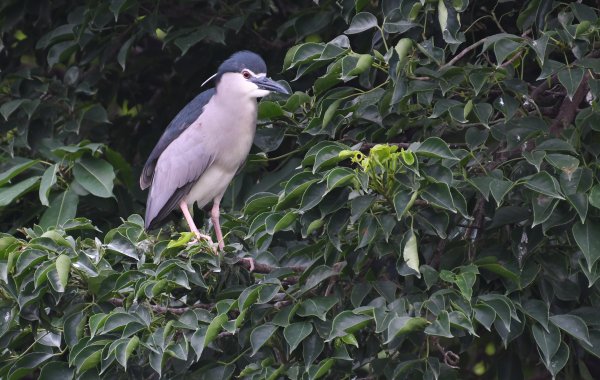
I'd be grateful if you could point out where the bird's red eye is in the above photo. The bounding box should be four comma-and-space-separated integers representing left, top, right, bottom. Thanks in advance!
242, 70, 251, 79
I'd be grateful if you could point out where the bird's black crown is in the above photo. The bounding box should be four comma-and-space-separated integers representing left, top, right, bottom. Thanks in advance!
216, 51, 267, 79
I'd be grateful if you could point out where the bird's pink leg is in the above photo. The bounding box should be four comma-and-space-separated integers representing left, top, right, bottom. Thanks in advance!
210, 200, 224, 251
211, 200, 254, 271
179, 201, 214, 246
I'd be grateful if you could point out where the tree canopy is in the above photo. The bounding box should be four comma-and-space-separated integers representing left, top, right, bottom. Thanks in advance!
1, 0, 600, 379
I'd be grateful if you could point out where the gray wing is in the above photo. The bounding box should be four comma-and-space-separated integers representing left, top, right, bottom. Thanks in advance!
140, 88, 216, 190
144, 125, 216, 230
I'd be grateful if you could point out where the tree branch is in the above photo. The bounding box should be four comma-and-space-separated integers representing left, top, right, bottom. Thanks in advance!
549, 73, 590, 137
440, 39, 486, 70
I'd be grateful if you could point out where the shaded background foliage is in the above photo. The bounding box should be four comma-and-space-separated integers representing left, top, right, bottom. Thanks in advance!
2, 0, 600, 379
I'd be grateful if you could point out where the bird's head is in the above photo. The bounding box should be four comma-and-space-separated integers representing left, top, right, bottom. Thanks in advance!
208, 51, 289, 98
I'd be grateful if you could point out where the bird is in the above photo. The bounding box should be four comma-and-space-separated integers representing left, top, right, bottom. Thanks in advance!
140, 51, 289, 256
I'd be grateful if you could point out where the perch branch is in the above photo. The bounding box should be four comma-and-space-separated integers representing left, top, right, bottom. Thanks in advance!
549, 73, 590, 137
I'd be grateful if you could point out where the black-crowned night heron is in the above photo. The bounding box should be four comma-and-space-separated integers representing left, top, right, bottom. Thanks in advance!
141, 51, 289, 255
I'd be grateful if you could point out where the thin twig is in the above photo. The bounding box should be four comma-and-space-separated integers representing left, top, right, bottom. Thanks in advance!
440, 39, 486, 70
500, 50, 523, 68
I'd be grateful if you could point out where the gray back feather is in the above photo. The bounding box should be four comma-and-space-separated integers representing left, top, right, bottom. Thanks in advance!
140, 88, 215, 190
144, 130, 216, 229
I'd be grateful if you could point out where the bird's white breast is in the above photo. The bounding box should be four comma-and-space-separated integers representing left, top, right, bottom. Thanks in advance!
184, 74, 259, 207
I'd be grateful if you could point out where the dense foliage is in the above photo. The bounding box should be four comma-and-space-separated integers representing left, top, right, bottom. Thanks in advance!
1, 0, 600, 379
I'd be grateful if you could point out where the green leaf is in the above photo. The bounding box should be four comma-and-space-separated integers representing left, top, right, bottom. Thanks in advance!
250, 323, 278, 356
74, 347, 102, 373
116, 335, 139, 370
313, 144, 347, 173
0, 160, 39, 187
474, 304, 496, 331
297, 296, 338, 321
64, 313, 87, 347
545, 153, 579, 173
303, 333, 324, 368
7, 352, 54, 380
109, 0, 128, 20
73, 156, 115, 198
284, 322, 313, 353
465, 127, 489, 149
532, 196, 558, 227
357, 214, 378, 248
557, 67, 585, 101
424, 310, 453, 338
402, 230, 420, 277
352, 194, 376, 223
480, 296, 512, 331
174, 26, 225, 56
385, 316, 429, 343
531, 34, 549, 65
204, 313, 228, 348
422, 183, 456, 213
413, 137, 458, 160
394, 190, 417, 220
494, 38, 522, 65
265, 211, 297, 234
283, 43, 324, 70
590, 185, 600, 209
258, 101, 284, 120
326, 167, 355, 191
56, 254, 71, 290
345, 12, 378, 34
327, 311, 372, 341
39, 164, 58, 206
522, 299, 549, 330
489, 179, 513, 206
532, 323, 561, 363
0, 99, 25, 120
341, 54, 372, 80
300, 265, 338, 294
566, 192, 588, 224
102, 312, 138, 334
572, 221, 600, 271
82, 104, 110, 124
0, 176, 40, 207
322, 99, 341, 127
523, 151, 545, 171
117, 36, 134, 71
523, 172, 564, 199
244, 192, 278, 215
549, 314, 591, 345
310, 358, 334, 379
39, 361, 74, 380
473, 103, 493, 127
548, 342, 569, 377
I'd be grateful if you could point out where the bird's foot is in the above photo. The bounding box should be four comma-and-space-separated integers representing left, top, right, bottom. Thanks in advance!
241, 257, 255, 272
191, 232, 218, 253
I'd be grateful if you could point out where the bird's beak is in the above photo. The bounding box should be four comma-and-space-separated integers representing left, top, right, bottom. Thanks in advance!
250, 76, 290, 95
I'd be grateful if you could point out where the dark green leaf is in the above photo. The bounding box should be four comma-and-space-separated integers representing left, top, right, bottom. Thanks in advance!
284, 322, 313, 353
345, 12, 378, 34
73, 156, 115, 198
250, 324, 278, 356
39, 164, 58, 207
557, 67, 585, 101
413, 137, 458, 160
573, 221, 600, 271
0, 177, 40, 207
549, 314, 591, 345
